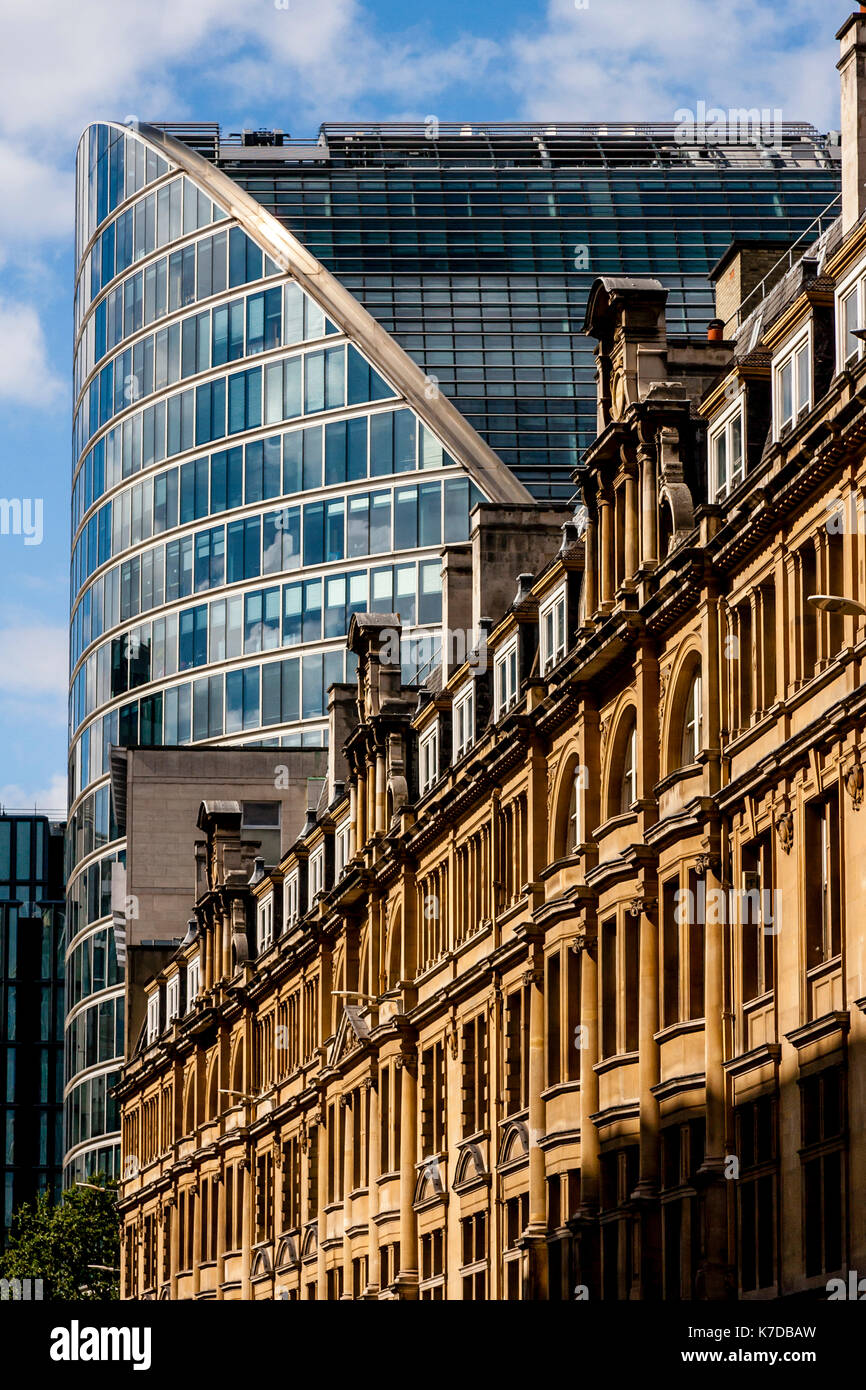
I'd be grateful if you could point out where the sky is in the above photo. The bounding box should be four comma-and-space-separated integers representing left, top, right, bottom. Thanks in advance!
0, 0, 844, 814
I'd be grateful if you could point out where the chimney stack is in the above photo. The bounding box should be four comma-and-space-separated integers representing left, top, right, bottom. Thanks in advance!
838, 9, 866, 233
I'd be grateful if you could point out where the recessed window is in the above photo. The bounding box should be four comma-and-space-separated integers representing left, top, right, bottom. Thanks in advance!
284, 871, 299, 927
453, 683, 475, 761
309, 847, 325, 909
680, 668, 703, 766
620, 718, 637, 814
335, 818, 352, 876
146, 991, 160, 1045
567, 767, 583, 853
166, 975, 180, 1024
840, 281, 862, 366
710, 402, 744, 501
774, 333, 810, 436
540, 587, 567, 674
186, 956, 200, 1009
419, 724, 439, 794
494, 637, 519, 719
258, 894, 274, 952
243, 800, 281, 865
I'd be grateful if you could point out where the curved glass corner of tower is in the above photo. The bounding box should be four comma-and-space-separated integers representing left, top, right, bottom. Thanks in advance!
65, 121, 487, 1182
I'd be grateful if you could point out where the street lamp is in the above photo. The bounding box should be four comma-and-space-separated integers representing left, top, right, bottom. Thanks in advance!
807, 593, 866, 618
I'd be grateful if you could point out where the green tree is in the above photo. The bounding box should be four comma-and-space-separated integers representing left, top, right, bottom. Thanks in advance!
0, 1176, 120, 1300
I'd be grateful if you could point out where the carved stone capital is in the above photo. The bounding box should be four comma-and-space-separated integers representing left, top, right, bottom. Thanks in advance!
693, 851, 722, 878
844, 761, 864, 811
627, 895, 657, 918
774, 810, 794, 855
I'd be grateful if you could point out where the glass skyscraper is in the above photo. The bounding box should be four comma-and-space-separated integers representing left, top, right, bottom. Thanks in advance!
212, 120, 841, 499
67, 118, 839, 1181
0, 812, 65, 1244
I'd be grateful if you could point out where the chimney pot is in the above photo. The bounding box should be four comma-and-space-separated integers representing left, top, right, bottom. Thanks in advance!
707, 318, 725, 342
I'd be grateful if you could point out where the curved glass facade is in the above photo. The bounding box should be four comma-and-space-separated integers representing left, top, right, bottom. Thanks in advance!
65, 121, 489, 1181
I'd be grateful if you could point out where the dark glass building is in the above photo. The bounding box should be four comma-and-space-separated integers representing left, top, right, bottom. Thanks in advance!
200, 121, 842, 499
0, 812, 66, 1246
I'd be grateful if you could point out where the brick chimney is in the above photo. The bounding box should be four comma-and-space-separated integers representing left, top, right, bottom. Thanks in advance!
838, 9, 866, 234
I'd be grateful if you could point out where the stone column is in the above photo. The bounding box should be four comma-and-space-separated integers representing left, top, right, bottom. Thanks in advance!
240, 1158, 252, 1300
696, 853, 731, 1299
168, 1195, 179, 1300
317, 1115, 329, 1298
397, 1051, 418, 1297
574, 926, 600, 1296
342, 1093, 354, 1297
366, 1078, 380, 1295
522, 956, 549, 1300
624, 465, 639, 585
583, 515, 598, 620
598, 491, 613, 609
191, 1180, 201, 1299
639, 442, 658, 570
375, 753, 386, 834
221, 908, 232, 980
216, 1171, 226, 1298
356, 771, 366, 849
631, 892, 661, 1296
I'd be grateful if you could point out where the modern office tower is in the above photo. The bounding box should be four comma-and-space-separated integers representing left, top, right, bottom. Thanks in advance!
0, 811, 65, 1246
191, 120, 841, 500
68, 117, 839, 1180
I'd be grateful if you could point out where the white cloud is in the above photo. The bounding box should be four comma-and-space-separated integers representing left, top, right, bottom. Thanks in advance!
507, 0, 838, 129
0, 300, 65, 406
0, 625, 67, 695
0, 772, 67, 815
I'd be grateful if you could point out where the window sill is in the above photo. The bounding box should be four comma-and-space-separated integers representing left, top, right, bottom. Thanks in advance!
593, 1050, 638, 1076
653, 1018, 705, 1046
655, 762, 701, 796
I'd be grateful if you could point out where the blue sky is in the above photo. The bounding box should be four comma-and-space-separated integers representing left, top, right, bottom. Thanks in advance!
0, 0, 842, 813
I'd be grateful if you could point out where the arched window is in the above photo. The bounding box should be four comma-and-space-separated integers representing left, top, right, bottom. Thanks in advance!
607, 711, 638, 818
620, 719, 637, 812
680, 667, 703, 766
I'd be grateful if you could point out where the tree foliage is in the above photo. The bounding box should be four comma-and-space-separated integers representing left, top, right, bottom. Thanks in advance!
0, 1177, 119, 1300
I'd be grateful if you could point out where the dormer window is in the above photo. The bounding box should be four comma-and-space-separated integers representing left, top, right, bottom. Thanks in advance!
335, 817, 352, 876
186, 956, 201, 1010
146, 991, 160, 1045
540, 586, 567, 673
285, 871, 299, 927
709, 398, 744, 501
774, 330, 810, 436
839, 275, 863, 367
309, 846, 325, 909
419, 724, 439, 795
494, 637, 519, 719
166, 975, 180, 1025
258, 894, 274, 953
453, 683, 475, 761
